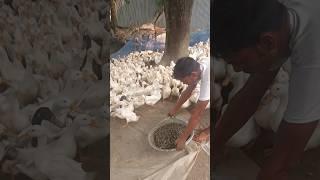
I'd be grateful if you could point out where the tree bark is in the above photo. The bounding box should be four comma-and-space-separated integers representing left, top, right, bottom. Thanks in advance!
105, 0, 111, 32
160, 0, 194, 66
110, 0, 118, 33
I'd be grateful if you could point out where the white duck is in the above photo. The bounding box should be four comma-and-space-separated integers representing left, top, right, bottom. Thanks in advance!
306, 122, 320, 150
5, 31, 31, 67
62, 69, 92, 89
274, 68, 289, 84
37, 95, 75, 115
223, 104, 260, 147
77, 80, 107, 110
162, 82, 172, 100
213, 83, 223, 112
33, 74, 62, 99
189, 83, 200, 103
24, 47, 51, 76
18, 124, 59, 148
74, 113, 108, 148
81, 50, 101, 80
80, 11, 108, 41
254, 83, 289, 132
0, 94, 31, 133
0, 47, 40, 106
182, 98, 192, 109
33, 95, 77, 131
213, 57, 227, 81
222, 64, 235, 86
228, 71, 250, 102
114, 102, 139, 125
282, 59, 291, 74
180, 85, 192, 108
131, 95, 145, 108
18, 115, 96, 159
13, 149, 89, 180
145, 90, 162, 105
171, 85, 180, 97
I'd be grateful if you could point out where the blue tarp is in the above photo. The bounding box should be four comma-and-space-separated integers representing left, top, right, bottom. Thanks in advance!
111, 29, 210, 59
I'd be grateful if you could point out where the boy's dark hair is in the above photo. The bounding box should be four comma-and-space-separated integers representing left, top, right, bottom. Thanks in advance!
212, 0, 287, 60
173, 57, 200, 79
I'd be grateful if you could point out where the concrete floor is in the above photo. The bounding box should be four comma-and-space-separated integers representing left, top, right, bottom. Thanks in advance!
110, 100, 210, 180
214, 130, 320, 180
187, 103, 210, 180
213, 148, 259, 180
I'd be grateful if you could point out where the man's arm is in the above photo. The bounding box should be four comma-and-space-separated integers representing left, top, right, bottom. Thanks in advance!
193, 125, 210, 142
201, 126, 210, 134
169, 82, 198, 116
214, 69, 279, 150
179, 100, 209, 139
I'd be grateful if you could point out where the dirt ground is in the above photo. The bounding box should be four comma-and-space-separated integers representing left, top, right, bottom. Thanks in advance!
110, 100, 210, 180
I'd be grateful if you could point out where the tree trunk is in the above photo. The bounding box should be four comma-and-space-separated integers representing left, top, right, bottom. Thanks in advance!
105, 0, 111, 32
110, 0, 118, 33
160, 0, 194, 66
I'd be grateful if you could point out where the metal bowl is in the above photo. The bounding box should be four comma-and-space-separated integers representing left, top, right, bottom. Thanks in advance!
148, 117, 194, 152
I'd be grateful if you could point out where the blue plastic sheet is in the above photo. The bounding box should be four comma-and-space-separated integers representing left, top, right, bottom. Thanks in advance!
111, 29, 210, 59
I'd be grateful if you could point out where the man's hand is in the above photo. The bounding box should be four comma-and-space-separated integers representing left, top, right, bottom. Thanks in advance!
175, 100, 209, 150
168, 109, 177, 117
193, 128, 209, 143
175, 133, 189, 151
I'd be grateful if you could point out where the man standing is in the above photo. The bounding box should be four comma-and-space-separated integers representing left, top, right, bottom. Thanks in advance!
213, 0, 320, 179
168, 57, 210, 150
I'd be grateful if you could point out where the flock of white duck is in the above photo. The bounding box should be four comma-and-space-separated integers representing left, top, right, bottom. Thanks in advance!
215, 57, 320, 150
110, 41, 210, 125
0, 0, 108, 179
